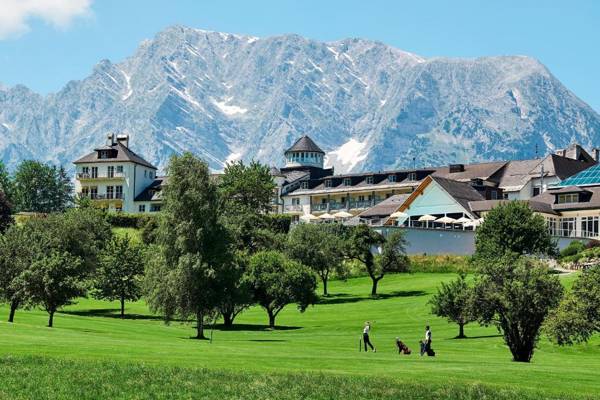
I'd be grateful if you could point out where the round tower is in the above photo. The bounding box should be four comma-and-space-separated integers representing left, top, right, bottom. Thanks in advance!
284, 135, 325, 169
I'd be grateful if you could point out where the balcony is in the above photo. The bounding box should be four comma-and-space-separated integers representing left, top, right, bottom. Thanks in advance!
77, 172, 125, 180
79, 193, 124, 201
311, 200, 379, 212
284, 204, 303, 212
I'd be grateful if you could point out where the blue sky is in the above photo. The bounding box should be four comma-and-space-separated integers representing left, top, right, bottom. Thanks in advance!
0, 0, 599, 111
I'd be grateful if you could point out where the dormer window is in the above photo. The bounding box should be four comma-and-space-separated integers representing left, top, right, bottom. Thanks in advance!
366, 176, 374, 184
388, 175, 397, 183
325, 179, 332, 188
557, 193, 579, 204
343, 178, 352, 186
99, 151, 109, 159
407, 172, 417, 181
301, 181, 309, 189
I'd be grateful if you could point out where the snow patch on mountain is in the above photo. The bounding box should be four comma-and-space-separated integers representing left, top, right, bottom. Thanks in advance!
326, 138, 369, 172
212, 98, 248, 116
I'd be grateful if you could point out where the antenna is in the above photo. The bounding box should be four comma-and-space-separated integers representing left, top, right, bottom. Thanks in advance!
412, 156, 416, 170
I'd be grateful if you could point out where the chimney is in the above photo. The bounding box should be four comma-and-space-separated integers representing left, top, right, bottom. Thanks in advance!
116, 134, 129, 148
594, 148, 600, 162
106, 133, 115, 146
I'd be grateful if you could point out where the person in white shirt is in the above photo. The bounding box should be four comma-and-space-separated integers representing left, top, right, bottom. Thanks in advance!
420, 325, 433, 356
362, 321, 376, 352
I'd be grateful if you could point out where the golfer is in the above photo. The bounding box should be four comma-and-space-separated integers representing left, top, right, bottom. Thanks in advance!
363, 321, 376, 352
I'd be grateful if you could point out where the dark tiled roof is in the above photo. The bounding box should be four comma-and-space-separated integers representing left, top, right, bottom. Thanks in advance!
284, 136, 324, 154
74, 142, 157, 169
468, 199, 559, 216
550, 185, 591, 194
134, 177, 167, 202
433, 161, 507, 182
359, 194, 411, 218
431, 176, 485, 211
498, 158, 544, 189
548, 154, 596, 181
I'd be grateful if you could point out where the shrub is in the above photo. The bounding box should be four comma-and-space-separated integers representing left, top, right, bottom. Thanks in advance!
265, 214, 292, 234
560, 241, 585, 259
106, 213, 143, 228
409, 255, 474, 273
138, 214, 159, 244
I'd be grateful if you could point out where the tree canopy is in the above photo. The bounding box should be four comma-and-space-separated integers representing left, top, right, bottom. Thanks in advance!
246, 250, 317, 328
145, 153, 231, 339
13, 161, 73, 213
430, 273, 475, 338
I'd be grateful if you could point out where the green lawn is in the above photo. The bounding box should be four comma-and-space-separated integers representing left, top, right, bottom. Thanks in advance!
0, 273, 597, 399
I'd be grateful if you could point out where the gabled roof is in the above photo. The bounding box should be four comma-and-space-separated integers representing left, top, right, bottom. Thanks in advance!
398, 175, 484, 215
468, 199, 559, 216
358, 194, 411, 218
74, 141, 157, 170
284, 136, 324, 154
433, 161, 507, 182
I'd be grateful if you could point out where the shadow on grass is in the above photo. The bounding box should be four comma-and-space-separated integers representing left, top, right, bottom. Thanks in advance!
247, 339, 287, 342
212, 323, 301, 332
59, 308, 166, 322
318, 290, 427, 305
459, 334, 503, 340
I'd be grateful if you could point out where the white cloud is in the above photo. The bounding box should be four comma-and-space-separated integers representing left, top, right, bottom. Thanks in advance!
0, 0, 92, 39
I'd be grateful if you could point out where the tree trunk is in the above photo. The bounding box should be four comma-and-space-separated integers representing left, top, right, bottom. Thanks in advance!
371, 278, 379, 296
322, 277, 328, 296
8, 300, 18, 323
267, 309, 276, 329
48, 310, 55, 328
457, 323, 466, 339
222, 312, 233, 328
195, 311, 207, 339
120, 296, 125, 319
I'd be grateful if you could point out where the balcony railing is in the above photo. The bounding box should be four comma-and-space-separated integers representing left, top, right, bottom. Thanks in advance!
284, 205, 303, 212
311, 199, 380, 212
79, 193, 124, 200
77, 172, 125, 180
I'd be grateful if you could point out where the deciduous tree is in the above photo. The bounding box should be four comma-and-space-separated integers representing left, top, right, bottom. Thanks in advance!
13, 161, 73, 213
472, 257, 562, 362
19, 250, 86, 327
429, 273, 475, 338
286, 223, 346, 296
246, 251, 317, 328
546, 265, 600, 345
347, 225, 409, 295
93, 235, 144, 318
145, 153, 230, 339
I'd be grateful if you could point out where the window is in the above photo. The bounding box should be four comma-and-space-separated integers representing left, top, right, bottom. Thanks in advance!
407, 172, 417, 181
341, 197, 346, 203
115, 186, 123, 199
138, 204, 146, 212
533, 187, 540, 197
324, 180, 332, 188
547, 218, 558, 236
106, 186, 114, 199
90, 187, 98, 199
557, 193, 579, 204
107, 166, 114, 178
149, 171, 154, 179
81, 187, 89, 197
150, 204, 161, 212
91, 167, 98, 178
144, 170, 147, 178
292, 198, 300, 205
81, 167, 89, 176
99, 150, 109, 159
490, 190, 498, 200
388, 175, 397, 183
503, 193, 509, 200
581, 216, 599, 238
559, 217, 576, 237
343, 178, 351, 186
301, 181, 309, 189
358, 195, 365, 202
366, 176, 374, 185
321, 198, 327, 204
116, 165, 123, 174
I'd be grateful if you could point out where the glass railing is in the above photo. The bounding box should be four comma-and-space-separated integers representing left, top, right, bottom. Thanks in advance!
77, 172, 125, 179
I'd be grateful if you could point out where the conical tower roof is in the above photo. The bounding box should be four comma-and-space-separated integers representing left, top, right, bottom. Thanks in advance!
285, 136, 324, 154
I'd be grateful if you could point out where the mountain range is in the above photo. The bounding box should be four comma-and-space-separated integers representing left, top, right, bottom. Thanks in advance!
1, 25, 599, 174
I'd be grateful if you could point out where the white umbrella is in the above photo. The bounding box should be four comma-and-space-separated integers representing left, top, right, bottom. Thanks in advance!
318, 212, 335, 220
390, 211, 408, 218
464, 218, 483, 227
436, 216, 456, 224
300, 213, 318, 221
418, 214, 437, 222
455, 216, 472, 224
333, 211, 353, 219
